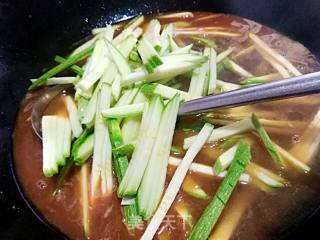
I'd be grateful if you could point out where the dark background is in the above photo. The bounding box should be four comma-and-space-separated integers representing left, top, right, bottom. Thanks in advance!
1, 0, 320, 239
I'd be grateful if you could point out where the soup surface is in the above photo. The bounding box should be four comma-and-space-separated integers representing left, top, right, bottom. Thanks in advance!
13, 11, 320, 240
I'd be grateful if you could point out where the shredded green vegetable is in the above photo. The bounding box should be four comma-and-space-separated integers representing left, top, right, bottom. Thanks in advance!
54, 56, 84, 76
107, 119, 142, 228
189, 141, 251, 240
251, 114, 284, 165
29, 45, 93, 90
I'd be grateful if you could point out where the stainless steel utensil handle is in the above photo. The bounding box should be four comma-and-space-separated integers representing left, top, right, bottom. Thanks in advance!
179, 71, 320, 115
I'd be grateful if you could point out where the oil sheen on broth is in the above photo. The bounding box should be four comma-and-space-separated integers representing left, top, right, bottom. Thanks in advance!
13, 12, 320, 240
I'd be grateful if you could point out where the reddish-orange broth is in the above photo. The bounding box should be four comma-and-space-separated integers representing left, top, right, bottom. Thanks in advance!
13, 12, 320, 240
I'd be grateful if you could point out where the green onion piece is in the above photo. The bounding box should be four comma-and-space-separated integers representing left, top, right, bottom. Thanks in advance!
29, 45, 93, 90
189, 141, 251, 240
54, 55, 84, 76
251, 113, 284, 165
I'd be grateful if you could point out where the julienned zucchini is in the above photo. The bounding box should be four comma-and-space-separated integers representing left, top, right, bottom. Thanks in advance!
251, 113, 284, 165
137, 37, 163, 73
42, 116, 72, 177
137, 94, 180, 219
189, 141, 251, 240
107, 119, 142, 229
118, 96, 164, 197
71, 127, 94, 166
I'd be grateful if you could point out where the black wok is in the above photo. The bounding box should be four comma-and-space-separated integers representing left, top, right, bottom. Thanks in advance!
1, 0, 320, 239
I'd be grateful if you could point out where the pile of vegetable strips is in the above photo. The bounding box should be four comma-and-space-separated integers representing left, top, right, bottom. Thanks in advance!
30, 14, 310, 240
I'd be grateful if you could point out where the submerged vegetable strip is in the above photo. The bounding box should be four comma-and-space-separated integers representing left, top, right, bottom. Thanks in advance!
213, 143, 239, 175
107, 119, 142, 228
184, 117, 253, 149
246, 162, 285, 188
91, 84, 113, 197
138, 94, 180, 219
168, 157, 251, 183
80, 162, 90, 238
118, 96, 163, 197
189, 141, 251, 240
140, 123, 214, 240
251, 114, 283, 165
54, 56, 84, 76
249, 33, 301, 76
182, 177, 209, 200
